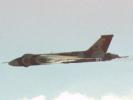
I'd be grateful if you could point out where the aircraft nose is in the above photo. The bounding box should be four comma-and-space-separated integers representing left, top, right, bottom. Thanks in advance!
8, 59, 19, 66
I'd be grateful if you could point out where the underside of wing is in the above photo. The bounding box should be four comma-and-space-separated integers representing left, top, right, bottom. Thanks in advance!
43, 55, 83, 64
61, 57, 102, 64
39, 54, 103, 64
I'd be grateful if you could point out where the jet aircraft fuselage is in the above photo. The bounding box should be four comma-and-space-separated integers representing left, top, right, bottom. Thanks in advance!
8, 34, 126, 67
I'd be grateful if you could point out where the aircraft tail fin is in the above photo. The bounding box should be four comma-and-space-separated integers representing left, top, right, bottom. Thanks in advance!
86, 35, 113, 55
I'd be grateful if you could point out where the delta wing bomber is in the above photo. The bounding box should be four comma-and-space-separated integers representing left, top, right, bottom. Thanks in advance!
8, 34, 127, 67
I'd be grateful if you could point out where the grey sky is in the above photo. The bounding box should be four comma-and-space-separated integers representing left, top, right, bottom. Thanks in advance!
0, 0, 133, 100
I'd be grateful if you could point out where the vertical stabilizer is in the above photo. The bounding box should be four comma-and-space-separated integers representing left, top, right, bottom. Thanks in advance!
86, 35, 113, 57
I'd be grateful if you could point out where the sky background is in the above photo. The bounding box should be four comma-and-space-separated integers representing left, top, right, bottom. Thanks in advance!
0, 0, 133, 100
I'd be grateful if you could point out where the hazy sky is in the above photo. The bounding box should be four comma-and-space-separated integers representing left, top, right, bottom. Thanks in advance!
0, 0, 133, 100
